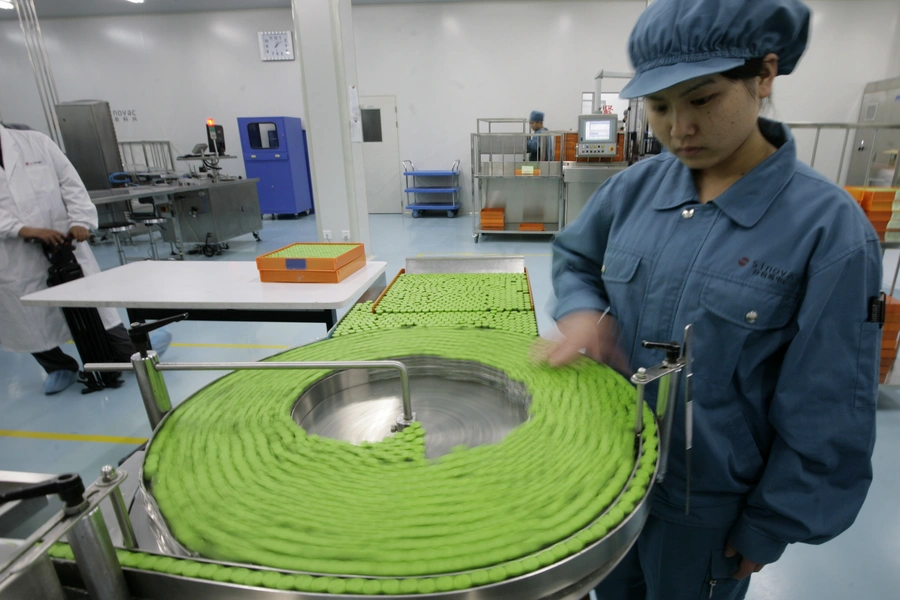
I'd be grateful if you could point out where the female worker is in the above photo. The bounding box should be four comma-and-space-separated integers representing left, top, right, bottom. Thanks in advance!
546, 0, 880, 598
0, 124, 170, 394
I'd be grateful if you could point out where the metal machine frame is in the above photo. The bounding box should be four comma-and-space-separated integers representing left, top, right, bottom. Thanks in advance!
471, 118, 565, 242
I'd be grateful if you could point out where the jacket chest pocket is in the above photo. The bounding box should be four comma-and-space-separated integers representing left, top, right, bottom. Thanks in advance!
600, 249, 646, 355
601, 249, 641, 284
697, 275, 800, 383
25, 164, 57, 195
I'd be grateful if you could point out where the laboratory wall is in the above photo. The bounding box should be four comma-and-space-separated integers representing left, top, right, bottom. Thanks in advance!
0, 9, 305, 178
0, 1, 898, 211
352, 0, 900, 211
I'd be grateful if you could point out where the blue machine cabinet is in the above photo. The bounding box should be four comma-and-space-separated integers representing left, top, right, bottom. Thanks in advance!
238, 117, 314, 217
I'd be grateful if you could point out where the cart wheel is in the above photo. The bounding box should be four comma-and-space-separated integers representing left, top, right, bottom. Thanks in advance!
304, 209, 311, 216
253, 232, 261, 242
473, 234, 480, 243
446, 210, 456, 218
412, 210, 420, 218
202, 245, 216, 257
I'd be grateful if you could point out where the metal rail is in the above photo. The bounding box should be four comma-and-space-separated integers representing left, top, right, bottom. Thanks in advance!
85, 360, 414, 426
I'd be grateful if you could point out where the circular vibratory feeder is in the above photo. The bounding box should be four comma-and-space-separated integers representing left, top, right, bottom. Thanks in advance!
123, 325, 691, 600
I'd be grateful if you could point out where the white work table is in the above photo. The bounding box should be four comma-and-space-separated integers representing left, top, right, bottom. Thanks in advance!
20, 260, 388, 330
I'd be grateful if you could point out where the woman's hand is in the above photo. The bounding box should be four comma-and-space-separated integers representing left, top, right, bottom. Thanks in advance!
18, 226, 66, 246
725, 543, 766, 580
535, 310, 630, 371
68, 226, 90, 242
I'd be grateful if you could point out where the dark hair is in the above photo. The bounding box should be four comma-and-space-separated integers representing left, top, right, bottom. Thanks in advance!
721, 57, 772, 107
721, 57, 769, 82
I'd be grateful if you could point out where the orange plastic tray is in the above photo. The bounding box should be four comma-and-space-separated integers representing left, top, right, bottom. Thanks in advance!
256, 243, 365, 271
259, 255, 366, 283
518, 223, 546, 232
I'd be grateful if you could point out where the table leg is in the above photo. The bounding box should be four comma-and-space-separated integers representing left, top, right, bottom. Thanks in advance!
325, 309, 337, 330
165, 194, 185, 261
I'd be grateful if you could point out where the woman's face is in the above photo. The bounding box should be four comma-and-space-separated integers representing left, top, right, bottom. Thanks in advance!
644, 68, 773, 171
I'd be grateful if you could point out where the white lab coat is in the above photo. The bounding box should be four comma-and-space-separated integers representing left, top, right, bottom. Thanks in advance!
0, 125, 121, 353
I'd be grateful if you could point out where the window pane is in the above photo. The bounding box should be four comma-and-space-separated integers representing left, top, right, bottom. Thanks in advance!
581, 92, 594, 115
247, 122, 279, 149
361, 109, 383, 143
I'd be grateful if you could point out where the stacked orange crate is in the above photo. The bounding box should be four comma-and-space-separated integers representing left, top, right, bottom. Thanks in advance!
886, 189, 900, 243
881, 296, 900, 383
845, 187, 900, 240
481, 208, 505, 230
255, 243, 366, 283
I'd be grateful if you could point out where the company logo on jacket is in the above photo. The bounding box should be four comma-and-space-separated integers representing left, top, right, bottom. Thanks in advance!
739, 257, 799, 285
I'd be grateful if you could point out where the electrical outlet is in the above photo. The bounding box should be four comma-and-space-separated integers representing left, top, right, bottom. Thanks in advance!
323, 230, 332, 242
341, 230, 351, 241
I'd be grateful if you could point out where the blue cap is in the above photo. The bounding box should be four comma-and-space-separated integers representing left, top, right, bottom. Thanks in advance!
619, 0, 810, 99
529, 111, 545, 122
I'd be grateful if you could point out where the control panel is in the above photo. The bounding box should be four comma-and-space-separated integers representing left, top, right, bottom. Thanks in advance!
576, 143, 617, 157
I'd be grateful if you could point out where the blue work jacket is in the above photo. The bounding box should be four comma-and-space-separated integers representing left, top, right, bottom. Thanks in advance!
551, 119, 880, 565
527, 127, 555, 162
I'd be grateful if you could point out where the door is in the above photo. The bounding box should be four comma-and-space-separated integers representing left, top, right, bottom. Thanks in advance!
360, 96, 403, 214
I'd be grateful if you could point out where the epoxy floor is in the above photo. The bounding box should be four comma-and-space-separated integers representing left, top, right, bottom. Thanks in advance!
1, 213, 898, 599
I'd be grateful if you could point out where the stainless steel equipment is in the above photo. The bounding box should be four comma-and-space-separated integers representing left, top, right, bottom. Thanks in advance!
118, 140, 177, 174
0, 470, 136, 600
64, 279, 698, 600
563, 162, 627, 226
782, 122, 900, 186
0, 471, 53, 539
78, 362, 661, 600
471, 119, 564, 242
56, 100, 124, 191
294, 356, 529, 458
846, 77, 900, 187
576, 114, 619, 157
633, 326, 694, 513
159, 179, 263, 251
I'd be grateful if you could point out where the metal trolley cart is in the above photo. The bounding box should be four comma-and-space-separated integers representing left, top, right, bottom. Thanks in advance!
402, 160, 461, 218
471, 118, 564, 242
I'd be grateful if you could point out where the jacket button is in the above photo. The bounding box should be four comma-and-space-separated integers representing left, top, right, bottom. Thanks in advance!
681, 208, 695, 219
745, 311, 758, 324
601, 264, 606, 274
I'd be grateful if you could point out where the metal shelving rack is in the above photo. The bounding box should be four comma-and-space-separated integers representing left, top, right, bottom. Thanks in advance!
402, 160, 461, 218
471, 118, 564, 243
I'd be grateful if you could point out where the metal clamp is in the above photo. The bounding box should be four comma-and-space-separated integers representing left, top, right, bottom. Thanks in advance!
0, 468, 132, 600
632, 324, 693, 514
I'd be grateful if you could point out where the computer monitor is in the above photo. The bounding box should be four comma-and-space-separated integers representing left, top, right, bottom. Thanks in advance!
576, 114, 618, 157
579, 115, 617, 143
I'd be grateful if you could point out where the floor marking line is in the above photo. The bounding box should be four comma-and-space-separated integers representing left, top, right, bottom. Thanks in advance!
67, 342, 290, 350
0, 430, 148, 445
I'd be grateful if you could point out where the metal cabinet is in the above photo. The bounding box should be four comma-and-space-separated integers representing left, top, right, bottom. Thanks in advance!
563, 163, 627, 226
847, 77, 900, 187
160, 180, 262, 246
238, 117, 315, 216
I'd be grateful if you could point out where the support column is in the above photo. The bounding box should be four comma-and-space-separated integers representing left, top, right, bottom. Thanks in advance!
14, 0, 63, 147
291, 0, 371, 248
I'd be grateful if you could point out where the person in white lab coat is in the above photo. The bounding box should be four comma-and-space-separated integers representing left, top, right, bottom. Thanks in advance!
0, 124, 170, 394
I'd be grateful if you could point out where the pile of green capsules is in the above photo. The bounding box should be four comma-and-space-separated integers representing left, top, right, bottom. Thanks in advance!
333, 302, 538, 337
374, 274, 531, 314
142, 328, 657, 594
265, 244, 359, 259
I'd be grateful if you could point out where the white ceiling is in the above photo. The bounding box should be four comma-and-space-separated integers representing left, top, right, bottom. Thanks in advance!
0, 0, 511, 21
